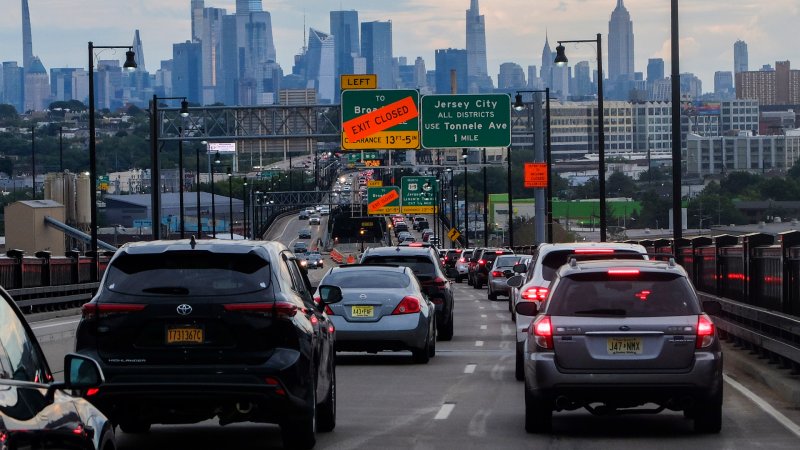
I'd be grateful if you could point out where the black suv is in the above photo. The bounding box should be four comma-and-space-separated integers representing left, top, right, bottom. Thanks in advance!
75, 239, 339, 449
360, 246, 455, 340
469, 248, 514, 289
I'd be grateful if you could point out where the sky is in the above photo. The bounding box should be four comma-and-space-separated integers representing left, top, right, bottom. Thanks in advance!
1, 0, 798, 91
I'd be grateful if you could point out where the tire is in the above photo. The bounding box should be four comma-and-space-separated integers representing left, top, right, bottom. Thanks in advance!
99, 425, 116, 450
438, 313, 454, 341
118, 420, 150, 434
467, 274, 473, 286
455, 275, 463, 283
693, 395, 722, 433
411, 333, 431, 364
428, 321, 437, 357
524, 388, 552, 433
515, 341, 525, 381
488, 290, 497, 301
281, 397, 316, 449
317, 365, 336, 432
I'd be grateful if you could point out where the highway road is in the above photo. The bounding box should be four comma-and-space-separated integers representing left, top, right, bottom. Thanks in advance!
27, 212, 800, 449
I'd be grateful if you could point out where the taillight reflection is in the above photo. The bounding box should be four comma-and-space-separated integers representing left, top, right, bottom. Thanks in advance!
81, 303, 146, 319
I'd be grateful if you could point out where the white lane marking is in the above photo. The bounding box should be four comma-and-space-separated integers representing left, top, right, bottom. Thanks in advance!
434, 403, 455, 420
475, 340, 484, 347
481, 314, 487, 318
474, 300, 479, 303
479, 306, 485, 310
31, 317, 81, 330
724, 374, 800, 438
464, 364, 477, 374
275, 214, 294, 240
480, 325, 487, 330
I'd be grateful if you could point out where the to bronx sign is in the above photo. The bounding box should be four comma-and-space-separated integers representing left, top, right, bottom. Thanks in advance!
420, 94, 511, 148
341, 89, 420, 150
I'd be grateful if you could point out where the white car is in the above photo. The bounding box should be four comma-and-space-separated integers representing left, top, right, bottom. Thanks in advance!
507, 242, 648, 381
309, 216, 321, 225
454, 248, 474, 283
320, 207, 330, 215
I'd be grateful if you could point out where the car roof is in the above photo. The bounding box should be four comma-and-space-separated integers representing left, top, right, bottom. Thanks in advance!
362, 246, 435, 256
119, 239, 285, 255
537, 242, 648, 254
557, 258, 688, 278
329, 264, 409, 274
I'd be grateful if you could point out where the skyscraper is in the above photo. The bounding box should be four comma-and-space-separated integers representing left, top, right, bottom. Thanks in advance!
172, 41, 203, 104
330, 11, 359, 79
540, 34, 553, 89
131, 30, 146, 72
21, 0, 33, 71
306, 29, 336, 103
497, 63, 525, 90
646, 58, 664, 83
734, 40, 749, 74
24, 57, 49, 111
608, 0, 634, 99
199, 7, 226, 104
434, 48, 468, 94
191, 0, 204, 42
361, 21, 394, 89
714, 71, 734, 99
236, 0, 262, 13
2, 62, 25, 113
465, 0, 493, 92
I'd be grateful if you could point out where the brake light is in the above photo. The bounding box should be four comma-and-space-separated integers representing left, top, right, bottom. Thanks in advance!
86, 388, 100, 396
392, 296, 421, 315
608, 269, 640, 276
425, 277, 446, 288
458, 257, 465, 263
265, 376, 286, 396
223, 302, 298, 319
325, 305, 334, 315
574, 248, 615, 254
491, 271, 503, 277
521, 286, 548, 301
478, 259, 486, 265
81, 303, 146, 319
313, 295, 321, 305
696, 314, 715, 349
532, 315, 554, 349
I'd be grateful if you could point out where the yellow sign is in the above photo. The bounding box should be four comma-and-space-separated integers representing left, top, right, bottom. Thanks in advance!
341, 74, 377, 90
524, 163, 548, 188
367, 180, 383, 187
342, 131, 420, 150
448, 228, 461, 242
401, 206, 438, 215
365, 160, 382, 167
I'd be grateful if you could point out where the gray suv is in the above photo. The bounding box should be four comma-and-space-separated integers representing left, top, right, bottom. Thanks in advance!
517, 258, 723, 434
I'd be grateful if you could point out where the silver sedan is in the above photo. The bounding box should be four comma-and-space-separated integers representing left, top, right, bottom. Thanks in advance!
319, 265, 436, 363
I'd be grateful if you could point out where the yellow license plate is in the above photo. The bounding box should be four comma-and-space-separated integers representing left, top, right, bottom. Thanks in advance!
167, 327, 204, 344
351, 305, 374, 318
607, 337, 642, 355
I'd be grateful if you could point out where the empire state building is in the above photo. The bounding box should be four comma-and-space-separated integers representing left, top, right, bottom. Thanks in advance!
608, 0, 634, 83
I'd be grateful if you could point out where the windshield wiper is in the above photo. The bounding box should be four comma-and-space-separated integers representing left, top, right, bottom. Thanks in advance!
141, 286, 190, 295
573, 308, 627, 316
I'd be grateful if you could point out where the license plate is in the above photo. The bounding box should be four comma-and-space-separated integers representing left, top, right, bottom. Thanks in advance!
607, 337, 642, 355
351, 305, 374, 318
167, 327, 204, 344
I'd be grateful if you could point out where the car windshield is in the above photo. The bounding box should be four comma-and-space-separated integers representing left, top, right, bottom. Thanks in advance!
323, 270, 410, 288
495, 255, 521, 267
361, 255, 436, 278
104, 251, 271, 296
541, 250, 646, 282
547, 272, 700, 317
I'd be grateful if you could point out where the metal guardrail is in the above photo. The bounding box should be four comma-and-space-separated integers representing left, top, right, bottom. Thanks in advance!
8, 283, 99, 313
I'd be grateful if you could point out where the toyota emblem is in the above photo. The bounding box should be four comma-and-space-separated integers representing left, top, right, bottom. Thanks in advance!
177, 304, 193, 315
359, 294, 367, 300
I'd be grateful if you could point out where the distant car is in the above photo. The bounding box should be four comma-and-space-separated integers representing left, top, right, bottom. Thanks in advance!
293, 241, 309, 254
319, 265, 436, 363
470, 248, 515, 289
304, 251, 324, 269
320, 206, 331, 216
487, 254, 525, 300
299, 210, 310, 220
309, 216, 321, 225
516, 259, 722, 434
0, 287, 116, 450
298, 228, 312, 239
454, 249, 474, 283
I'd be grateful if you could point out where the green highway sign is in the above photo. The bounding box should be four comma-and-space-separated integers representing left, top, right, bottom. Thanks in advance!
420, 94, 511, 148
401, 176, 437, 214
367, 186, 401, 215
341, 89, 420, 150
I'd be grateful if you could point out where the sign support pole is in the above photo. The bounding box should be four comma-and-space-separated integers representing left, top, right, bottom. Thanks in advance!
534, 92, 546, 245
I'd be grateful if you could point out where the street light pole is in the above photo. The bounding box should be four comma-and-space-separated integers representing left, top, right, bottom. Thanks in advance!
178, 127, 185, 239
88, 42, 136, 281
555, 34, 606, 241
197, 142, 203, 237
227, 167, 234, 240
671, 0, 683, 241
463, 151, 469, 248
211, 152, 220, 238
483, 148, 488, 246
150, 96, 189, 240
242, 177, 248, 239
30, 126, 35, 200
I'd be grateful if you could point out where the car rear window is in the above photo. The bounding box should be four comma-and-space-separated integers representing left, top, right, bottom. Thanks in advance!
547, 272, 700, 317
461, 251, 473, 260
323, 270, 410, 288
105, 251, 271, 296
495, 255, 521, 267
541, 250, 645, 282
361, 255, 435, 278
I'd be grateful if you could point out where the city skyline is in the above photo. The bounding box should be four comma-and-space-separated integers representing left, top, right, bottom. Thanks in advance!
0, 0, 798, 94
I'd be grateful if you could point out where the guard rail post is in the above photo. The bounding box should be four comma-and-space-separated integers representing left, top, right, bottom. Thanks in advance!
6, 249, 24, 289
778, 231, 800, 315
66, 250, 81, 284
713, 235, 738, 297
742, 232, 775, 306
35, 251, 51, 287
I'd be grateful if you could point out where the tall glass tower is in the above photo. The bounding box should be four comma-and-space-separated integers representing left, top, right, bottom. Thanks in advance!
361, 21, 394, 89
734, 40, 748, 73
236, 0, 262, 13
466, 0, 492, 92
330, 11, 360, 80
608, 0, 634, 82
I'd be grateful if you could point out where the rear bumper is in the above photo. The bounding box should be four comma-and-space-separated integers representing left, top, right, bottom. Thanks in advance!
488, 278, 510, 294
332, 314, 429, 351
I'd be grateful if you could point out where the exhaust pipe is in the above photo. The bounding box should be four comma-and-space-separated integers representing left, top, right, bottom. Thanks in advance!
235, 402, 253, 414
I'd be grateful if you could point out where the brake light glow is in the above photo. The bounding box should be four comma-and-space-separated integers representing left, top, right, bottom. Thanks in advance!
265, 376, 286, 396
392, 296, 421, 315
532, 315, 554, 349
495, 251, 504, 254
521, 286, 549, 301
325, 305, 334, 315
696, 314, 715, 349
458, 257, 465, 263
491, 271, 503, 277
81, 303, 146, 319
608, 269, 640, 275
86, 388, 100, 396
478, 259, 486, 265
574, 248, 615, 254
223, 302, 298, 319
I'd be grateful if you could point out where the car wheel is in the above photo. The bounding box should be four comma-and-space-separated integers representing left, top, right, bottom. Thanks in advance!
455, 275, 462, 283
411, 332, 431, 364
99, 425, 116, 450
488, 290, 497, 300
281, 394, 316, 449
467, 275, 473, 286
515, 342, 525, 381
473, 280, 482, 289
438, 313, 454, 341
693, 393, 722, 433
428, 321, 437, 357
317, 365, 336, 433
118, 420, 151, 434
524, 387, 552, 433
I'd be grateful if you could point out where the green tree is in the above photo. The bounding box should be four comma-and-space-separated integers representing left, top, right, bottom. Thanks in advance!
606, 171, 638, 198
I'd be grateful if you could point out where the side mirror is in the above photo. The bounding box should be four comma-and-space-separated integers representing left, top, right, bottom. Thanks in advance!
513, 263, 527, 273
45, 353, 104, 403
317, 284, 343, 305
702, 300, 722, 315
503, 269, 514, 278
507, 275, 524, 288
515, 301, 539, 316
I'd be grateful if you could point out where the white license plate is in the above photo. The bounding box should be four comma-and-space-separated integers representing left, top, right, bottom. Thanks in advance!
607, 337, 642, 355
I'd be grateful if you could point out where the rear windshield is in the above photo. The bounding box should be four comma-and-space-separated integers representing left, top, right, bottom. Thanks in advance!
541, 250, 645, 282
547, 272, 700, 317
323, 270, 410, 289
494, 255, 521, 267
361, 255, 435, 278
105, 251, 271, 296
462, 251, 473, 260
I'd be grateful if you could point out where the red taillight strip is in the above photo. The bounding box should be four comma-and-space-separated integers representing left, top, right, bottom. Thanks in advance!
574, 248, 615, 254
608, 269, 640, 275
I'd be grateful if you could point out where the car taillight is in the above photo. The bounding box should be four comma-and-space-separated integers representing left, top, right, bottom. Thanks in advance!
531, 315, 554, 349
608, 269, 640, 276
223, 302, 298, 319
478, 259, 486, 265
521, 286, 548, 301
574, 248, 615, 254
491, 271, 503, 277
324, 305, 334, 315
696, 314, 715, 349
392, 296, 421, 315
81, 303, 146, 319
265, 376, 286, 396
424, 277, 446, 288
86, 387, 100, 396
458, 257, 465, 263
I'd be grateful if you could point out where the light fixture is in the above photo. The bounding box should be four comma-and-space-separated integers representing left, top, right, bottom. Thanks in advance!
554, 44, 568, 66
180, 100, 189, 117
513, 94, 525, 111
214, 152, 221, 164
226, 167, 232, 178
123, 50, 138, 71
